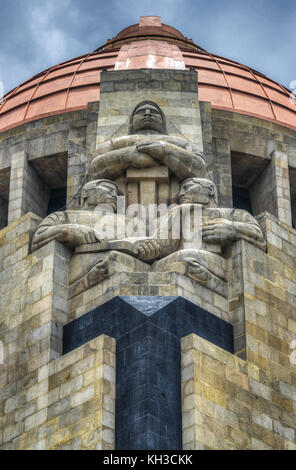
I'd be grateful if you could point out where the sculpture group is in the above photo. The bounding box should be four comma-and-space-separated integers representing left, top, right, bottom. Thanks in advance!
32, 101, 266, 298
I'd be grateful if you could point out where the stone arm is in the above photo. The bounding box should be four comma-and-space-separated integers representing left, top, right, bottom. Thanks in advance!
136, 141, 206, 180
91, 136, 205, 180
202, 210, 266, 250
95, 135, 201, 153
31, 212, 102, 251
90, 145, 158, 180
131, 206, 184, 262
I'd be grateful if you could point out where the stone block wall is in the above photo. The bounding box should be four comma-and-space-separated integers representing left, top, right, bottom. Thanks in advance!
209, 108, 296, 216
182, 334, 296, 450
0, 335, 115, 450
68, 271, 229, 326
8, 148, 51, 224
181, 212, 296, 450
249, 150, 292, 226
0, 212, 295, 450
244, 213, 296, 370
0, 214, 115, 450
62, 296, 233, 450
0, 215, 69, 447
0, 79, 296, 450
0, 99, 295, 228
0, 103, 100, 224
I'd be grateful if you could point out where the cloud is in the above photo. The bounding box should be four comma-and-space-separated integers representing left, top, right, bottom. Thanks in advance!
112, 0, 184, 25
28, 0, 73, 63
0, 0, 295, 95
26, 0, 90, 73
0, 0, 89, 94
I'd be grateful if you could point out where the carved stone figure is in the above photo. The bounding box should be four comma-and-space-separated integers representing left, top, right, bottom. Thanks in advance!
31, 179, 149, 297
90, 101, 206, 182
31, 101, 266, 299
32, 179, 120, 251
32, 174, 266, 298
134, 178, 266, 296
137, 177, 266, 257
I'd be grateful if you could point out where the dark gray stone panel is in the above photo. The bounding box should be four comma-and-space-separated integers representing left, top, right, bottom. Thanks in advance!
63, 296, 233, 450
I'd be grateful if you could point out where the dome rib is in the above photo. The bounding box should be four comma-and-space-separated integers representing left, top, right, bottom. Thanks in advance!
64, 51, 95, 109
233, 61, 277, 121
198, 49, 236, 110
0, 18, 295, 134
23, 63, 62, 121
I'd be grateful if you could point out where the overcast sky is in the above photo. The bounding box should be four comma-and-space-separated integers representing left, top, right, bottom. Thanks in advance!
0, 0, 296, 97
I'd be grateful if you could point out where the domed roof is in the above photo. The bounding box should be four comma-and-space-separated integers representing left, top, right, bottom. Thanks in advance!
1, 16, 295, 134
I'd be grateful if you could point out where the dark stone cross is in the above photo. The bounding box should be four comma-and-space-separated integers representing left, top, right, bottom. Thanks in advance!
63, 296, 234, 450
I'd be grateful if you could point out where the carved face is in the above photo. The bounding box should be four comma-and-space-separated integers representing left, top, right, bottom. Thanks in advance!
82, 180, 118, 211
132, 103, 164, 133
179, 179, 217, 206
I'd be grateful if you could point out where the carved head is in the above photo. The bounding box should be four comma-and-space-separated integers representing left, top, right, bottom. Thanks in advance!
129, 101, 167, 135
179, 178, 218, 207
81, 179, 119, 211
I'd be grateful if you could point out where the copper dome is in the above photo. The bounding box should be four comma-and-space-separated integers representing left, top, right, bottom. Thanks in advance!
1, 16, 295, 134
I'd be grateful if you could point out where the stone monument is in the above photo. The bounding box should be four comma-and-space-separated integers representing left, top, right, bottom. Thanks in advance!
1, 17, 296, 452
32, 102, 266, 302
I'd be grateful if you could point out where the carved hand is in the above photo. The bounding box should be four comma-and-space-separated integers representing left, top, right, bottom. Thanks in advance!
57, 225, 103, 245
35, 224, 103, 248
136, 239, 160, 261
136, 141, 166, 161
131, 147, 158, 168
202, 219, 237, 243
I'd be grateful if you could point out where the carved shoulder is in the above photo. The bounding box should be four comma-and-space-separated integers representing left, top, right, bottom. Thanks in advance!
37, 211, 67, 228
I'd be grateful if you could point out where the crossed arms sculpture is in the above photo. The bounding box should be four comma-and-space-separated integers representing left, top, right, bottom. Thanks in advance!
31, 178, 266, 298
90, 101, 206, 181
31, 101, 266, 297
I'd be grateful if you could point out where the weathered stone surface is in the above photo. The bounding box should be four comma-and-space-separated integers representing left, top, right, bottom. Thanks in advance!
0, 62, 296, 451
63, 296, 233, 450
182, 334, 296, 450
0, 329, 115, 450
